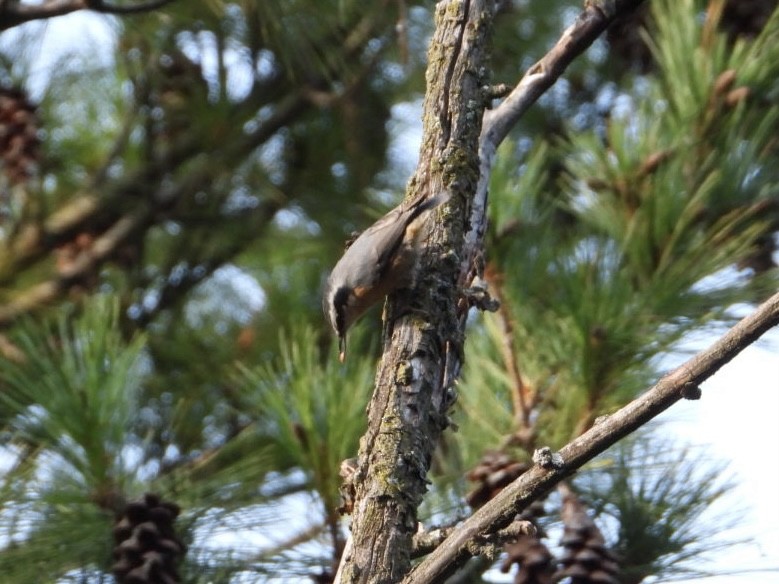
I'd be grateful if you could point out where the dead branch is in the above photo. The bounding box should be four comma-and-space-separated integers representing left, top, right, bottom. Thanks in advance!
462, 0, 648, 286
406, 290, 779, 583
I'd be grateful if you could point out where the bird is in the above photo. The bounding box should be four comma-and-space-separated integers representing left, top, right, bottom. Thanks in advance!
322, 191, 450, 361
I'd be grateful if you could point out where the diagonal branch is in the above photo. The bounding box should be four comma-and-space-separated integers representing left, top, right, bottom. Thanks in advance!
487, 268, 532, 428
461, 0, 648, 286
86, 0, 177, 15
0, 0, 176, 31
406, 290, 779, 583
482, 0, 647, 149
0, 132, 205, 285
0, 206, 150, 326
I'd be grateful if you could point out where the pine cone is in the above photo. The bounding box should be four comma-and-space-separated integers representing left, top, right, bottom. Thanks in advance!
721, 0, 777, 39
501, 534, 555, 584
0, 86, 40, 187
737, 232, 778, 274
468, 450, 552, 582
465, 451, 530, 509
554, 483, 620, 584
112, 493, 186, 584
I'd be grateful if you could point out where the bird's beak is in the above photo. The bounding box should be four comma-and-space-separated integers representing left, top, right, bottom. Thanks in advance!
338, 336, 347, 363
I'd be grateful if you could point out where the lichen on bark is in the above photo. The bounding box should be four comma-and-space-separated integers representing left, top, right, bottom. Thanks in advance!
335, 1, 496, 583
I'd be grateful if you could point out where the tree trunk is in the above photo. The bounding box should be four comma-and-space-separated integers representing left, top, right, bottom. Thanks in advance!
335, 1, 495, 582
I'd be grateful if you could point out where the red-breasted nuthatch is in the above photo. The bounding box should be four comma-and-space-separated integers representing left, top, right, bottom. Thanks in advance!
323, 191, 450, 361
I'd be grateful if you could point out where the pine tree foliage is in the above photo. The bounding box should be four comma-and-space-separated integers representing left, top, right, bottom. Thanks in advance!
0, 0, 776, 582
0, 297, 146, 581
576, 433, 739, 583
235, 327, 375, 523
436, 0, 778, 579
457, 0, 778, 452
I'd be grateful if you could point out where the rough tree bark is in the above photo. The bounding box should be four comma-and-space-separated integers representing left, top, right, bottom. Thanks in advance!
335, 0, 658, 582
335, 1, 495, 582
333, 0, 779, 582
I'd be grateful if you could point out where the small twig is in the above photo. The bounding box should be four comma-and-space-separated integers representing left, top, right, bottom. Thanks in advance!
406, 290, 779, 583
395, 0, 409, 65
466, 520, 535, 553
412, 520, 534, 558
485, 267, 532, 427
412, 525, 458, 557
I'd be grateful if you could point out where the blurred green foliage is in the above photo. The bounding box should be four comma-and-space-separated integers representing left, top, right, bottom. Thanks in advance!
0, 0, 776, 581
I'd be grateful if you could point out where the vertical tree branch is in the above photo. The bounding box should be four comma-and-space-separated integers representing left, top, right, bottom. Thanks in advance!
339, 1, 665, 582
336, 1, 495, 582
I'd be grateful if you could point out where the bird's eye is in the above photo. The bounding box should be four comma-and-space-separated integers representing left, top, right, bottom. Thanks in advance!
333, 286, 350, 334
